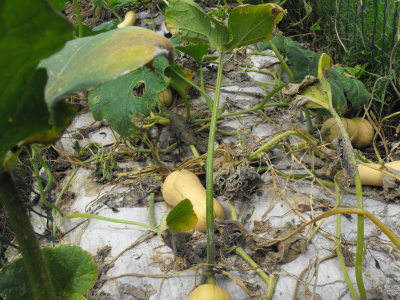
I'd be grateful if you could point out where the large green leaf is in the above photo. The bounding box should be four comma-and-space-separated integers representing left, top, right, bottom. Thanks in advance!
88, 56, 170, 138
0, 0, 74, 163
332, 66, 371, 110
175, 44, 210, 64
40, 26, 175, 104
224, 3, 285, 52
49, 0, 68, 11
166, 199, 198, 233
0, 244, 98, 300
165, 0, 230, 51
259, 34, 302, 52
286, 46, 320, 84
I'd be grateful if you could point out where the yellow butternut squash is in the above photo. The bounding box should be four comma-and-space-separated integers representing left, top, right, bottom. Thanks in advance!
321, 117, 374, 149
351, 161, 400, 186
187, 284, 232, 300
162, 170, 225, 232
118, 11, 136, 28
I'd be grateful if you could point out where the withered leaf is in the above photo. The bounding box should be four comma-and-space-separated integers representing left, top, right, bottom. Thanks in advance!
214, 161, 264, 202
383, 166, 400, 201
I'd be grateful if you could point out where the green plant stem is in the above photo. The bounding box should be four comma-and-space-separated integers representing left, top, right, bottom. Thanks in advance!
228, 201, 275, 299
303, 107, 315, 134
31, 146, 63, 217
149, 193, 156, 227
205, 52, 224, 273
63, 213, 157, 231
112, 10, 122, 23
169, 81, 191, 121
199, 62, 205, 90
329, 110, 366, 299
235, 247, 275, 299
31, 145, 52, 193
52, 164, 81, 242
190, 145, 205, 166
0, 171, 57, 300
277, 64, 284, 102
73, 0, 83, 38
170, 68, 213, 111
193, 85, 290, 124
267, 40, 293, 81
247, 130, 317, 161
354, 171, 366, 299
276, 208, 400, 250
229, 202, 237, 220
334, 181, 360, 299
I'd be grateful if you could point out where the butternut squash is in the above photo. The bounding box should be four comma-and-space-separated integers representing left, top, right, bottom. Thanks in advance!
321, 117, 374, 149
117, 11, 136, 28
158, 87, 173, 107
350, 161, 400, 186
162, 170, 225, 232
187, 284, 232, 300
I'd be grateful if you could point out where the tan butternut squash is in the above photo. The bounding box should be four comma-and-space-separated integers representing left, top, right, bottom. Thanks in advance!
351, 161, 400, 186
162, 170, 225, 232
187, 284, 232, 300
321, 117, 374, 149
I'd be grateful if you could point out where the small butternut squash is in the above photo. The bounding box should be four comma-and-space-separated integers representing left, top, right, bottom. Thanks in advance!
187, 284, 232, 300
117, 11, 136, 28
162, 170, 225, 232
321, 117, 374, 149
158, 87, 173, 107
351, 161, 400, 186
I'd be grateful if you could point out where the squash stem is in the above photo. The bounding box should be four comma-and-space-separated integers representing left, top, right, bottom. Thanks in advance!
229, 201, 275, 299
205, 52, 224, 272
246, 130, 318, 161
192, 84, 290, 123
0, 171, 57, 300
149, 193, 156, 227
63, 213, 157, 230
267, 40, 293, 81
235, 247, 275, 300
303, 107, 315, 134
73, 0, 83, 38
31, 146, 63, 217
169, 68, 214, 111
190, 145, 205, 166
334, 180, 360, 299
274, 208, 400, 250
329, 110, 366, 299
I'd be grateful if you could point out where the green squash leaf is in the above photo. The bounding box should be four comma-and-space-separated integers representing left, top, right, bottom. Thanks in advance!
60, 293, 86, 300
224, 3, 285, 52
165, 0, 230, 51
40, 26, 175, 104
259, 34, 302, 52
175, 44, 210, 64
286, 46, 320, 83
79, 21, 118, 37
0, 0, 74, 163
88, 56, 171, 138
332, 66, 371, 110
318, 53, 333, 107
166, 199, 198, 233
328, 76, 347, 115
49, 0, 68, 11
92, 0, 105, 7
0, 244, 98, 300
